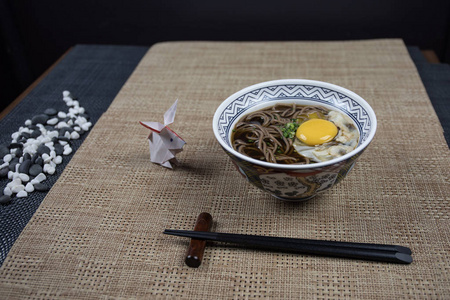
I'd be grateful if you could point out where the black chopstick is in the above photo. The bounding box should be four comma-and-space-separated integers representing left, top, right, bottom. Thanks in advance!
164, 229, 412, 264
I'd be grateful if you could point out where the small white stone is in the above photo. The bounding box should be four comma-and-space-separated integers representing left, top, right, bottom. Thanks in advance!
57, 121, 69, 129
78, 107, 85, 114
8, 171, 14, 179
67, 119, 74, 126
81, 123, 91, 131
74, 126, 81, 132
15, 164, 19, 172
63, 147, 72, 155
4, 187, 12, 196
47, 166, 55, 175
72, 100, 79, 107
49, 161, 56, 168
47, 117, 59, 125
58, 111, 67, 118
3, 154, 12, 163
11, 185, 25, 194
16, 190, 28, 198
41, 136, 51, 144
42, 153, 52, 164
7, 178, 22, 188
64, 132, 71, 139
70, 131, 80, 140
35, 173, 46, 182
11, 132, 19, 140
43, 164, 50, 173
25, 119, 32, 126
59, 141, 68, 146
50, 150, 56, 158
69, 108, 77, 115
54, 156, 63, 164
0, 162, 8, 169
19, 157, 23, 163
25, 182, 34, 193
66, 100, 74, 106
19, 173, 30, 182
12, 172, 20, 180
48, 130, 59, 138
30, 179, 40, 185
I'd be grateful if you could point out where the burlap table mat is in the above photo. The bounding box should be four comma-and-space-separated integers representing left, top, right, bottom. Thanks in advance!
1, 40, 448, 299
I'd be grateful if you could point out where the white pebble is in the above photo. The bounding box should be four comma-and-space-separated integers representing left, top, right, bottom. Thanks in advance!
72, 100, 79, 107
30, 179, 40, 185
11, 185, 25, 194
8, 171, 14, 179
42, 153, 52, 164
3, 154, 12, 163
16, 190, 28, 198
3, 187, 12, 196
47, 117, 58, 125
1, 162, 8, 169
25, 182, 35, 193
12, 172, 20, 180
57, 121, 69, 129
74, 126, 81, 132
67, 119, 74, 126
19, 173, 30, 182
48, 131, 59, 138
70, 131, 80, 140
63, 147, 72, 155
64, 132, 71, 139
81, 123, 91, 131
19, 156, 23, 163
59, 141, 68, 146
58, 111, 67, 118
35, 173, 46, 183
11, 132, 19, 140
47, 166, 55, 175
63, 90, 71, 97
43, 164, 50, 173
50, 150, 56, 158
78, 107, 85, 114
25, 119, 32, 126
54, 156, 63, 164
7, 178, 22, 188
66, 100, 74, 106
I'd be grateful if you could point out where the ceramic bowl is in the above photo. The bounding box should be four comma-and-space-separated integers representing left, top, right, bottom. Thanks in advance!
213, 79, 377, 201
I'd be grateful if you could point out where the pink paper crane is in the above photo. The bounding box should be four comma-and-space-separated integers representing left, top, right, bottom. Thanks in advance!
139, 100, 186, 169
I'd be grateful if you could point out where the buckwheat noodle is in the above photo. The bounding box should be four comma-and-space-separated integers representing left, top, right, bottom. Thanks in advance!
232, 104, 327, 164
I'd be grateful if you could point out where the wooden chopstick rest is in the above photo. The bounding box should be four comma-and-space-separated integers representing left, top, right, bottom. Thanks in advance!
185, 212, 213, 268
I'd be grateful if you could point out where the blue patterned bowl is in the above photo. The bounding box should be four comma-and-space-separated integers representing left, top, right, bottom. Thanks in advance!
213, 79, 377, 201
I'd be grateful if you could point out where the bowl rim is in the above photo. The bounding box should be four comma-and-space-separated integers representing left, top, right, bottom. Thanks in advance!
213, 79, 377, 169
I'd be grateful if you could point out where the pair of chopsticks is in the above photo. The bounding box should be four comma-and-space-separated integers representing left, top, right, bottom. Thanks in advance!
164, 229, 412, 264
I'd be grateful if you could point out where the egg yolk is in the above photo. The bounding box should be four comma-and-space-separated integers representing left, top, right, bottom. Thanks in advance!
296, 119, 338, 146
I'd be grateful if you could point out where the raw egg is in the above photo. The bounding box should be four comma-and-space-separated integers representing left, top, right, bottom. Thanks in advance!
296, 119, 338, 146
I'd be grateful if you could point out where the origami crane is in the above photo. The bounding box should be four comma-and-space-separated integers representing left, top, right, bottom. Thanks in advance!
139, 100, 186, 169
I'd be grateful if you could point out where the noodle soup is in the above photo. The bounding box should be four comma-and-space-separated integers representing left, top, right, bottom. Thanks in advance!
231, 103, 359, 164
213, 79, 376, 201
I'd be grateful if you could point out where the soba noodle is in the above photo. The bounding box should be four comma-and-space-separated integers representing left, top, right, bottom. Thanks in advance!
232, 104, 328, 164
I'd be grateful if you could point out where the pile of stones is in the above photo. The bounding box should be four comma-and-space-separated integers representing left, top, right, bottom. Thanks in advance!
0, 91, 91, 204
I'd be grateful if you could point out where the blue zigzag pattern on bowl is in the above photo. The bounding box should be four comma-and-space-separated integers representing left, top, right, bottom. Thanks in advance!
217, 85, 372, 145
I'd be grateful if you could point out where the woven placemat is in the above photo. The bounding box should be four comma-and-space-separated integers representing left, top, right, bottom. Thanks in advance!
0, 40, 448, 299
